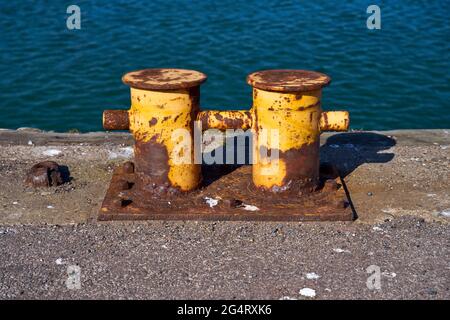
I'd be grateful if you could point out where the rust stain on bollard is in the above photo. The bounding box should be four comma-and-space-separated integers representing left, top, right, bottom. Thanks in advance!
197, 110, 253, 130
246, 69, 331, 92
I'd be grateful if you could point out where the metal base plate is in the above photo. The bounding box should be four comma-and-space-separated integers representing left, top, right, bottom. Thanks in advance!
98, 163, 353, 222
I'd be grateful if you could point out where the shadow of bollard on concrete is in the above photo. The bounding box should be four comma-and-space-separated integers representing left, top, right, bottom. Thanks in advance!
321, 132, 396, 179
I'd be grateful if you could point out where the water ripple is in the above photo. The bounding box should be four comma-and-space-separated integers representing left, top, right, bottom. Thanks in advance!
0, 0, 449, 131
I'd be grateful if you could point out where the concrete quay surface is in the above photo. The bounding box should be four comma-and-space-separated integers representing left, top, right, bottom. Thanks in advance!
0, 128, 448, 299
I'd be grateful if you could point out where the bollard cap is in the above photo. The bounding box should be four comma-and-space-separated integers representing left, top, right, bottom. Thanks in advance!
122, 68, 207, 90
247, 69, 331, 92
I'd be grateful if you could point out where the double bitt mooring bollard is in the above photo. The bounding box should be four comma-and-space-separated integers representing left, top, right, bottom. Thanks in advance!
103, 68, 349, 196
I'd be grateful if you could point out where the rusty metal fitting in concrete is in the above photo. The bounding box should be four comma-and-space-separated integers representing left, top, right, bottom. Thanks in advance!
25, 161, 65, 188
247, 69, 349, 193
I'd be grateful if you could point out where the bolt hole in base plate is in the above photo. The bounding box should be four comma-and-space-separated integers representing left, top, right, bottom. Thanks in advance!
99, 162, 354, 222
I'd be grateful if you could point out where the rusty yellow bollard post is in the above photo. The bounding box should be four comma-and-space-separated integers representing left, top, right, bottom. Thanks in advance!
246, 70, 349, 194
103, 68, 207, 194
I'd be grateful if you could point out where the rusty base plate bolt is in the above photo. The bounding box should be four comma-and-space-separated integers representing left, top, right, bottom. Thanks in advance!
322, 179, 339, 193
121, 161, 135, 174
25, 161, 65, 188
222, 198, 243, 208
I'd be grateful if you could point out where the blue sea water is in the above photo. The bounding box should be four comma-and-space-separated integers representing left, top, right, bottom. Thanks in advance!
0, 0, 449, 132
